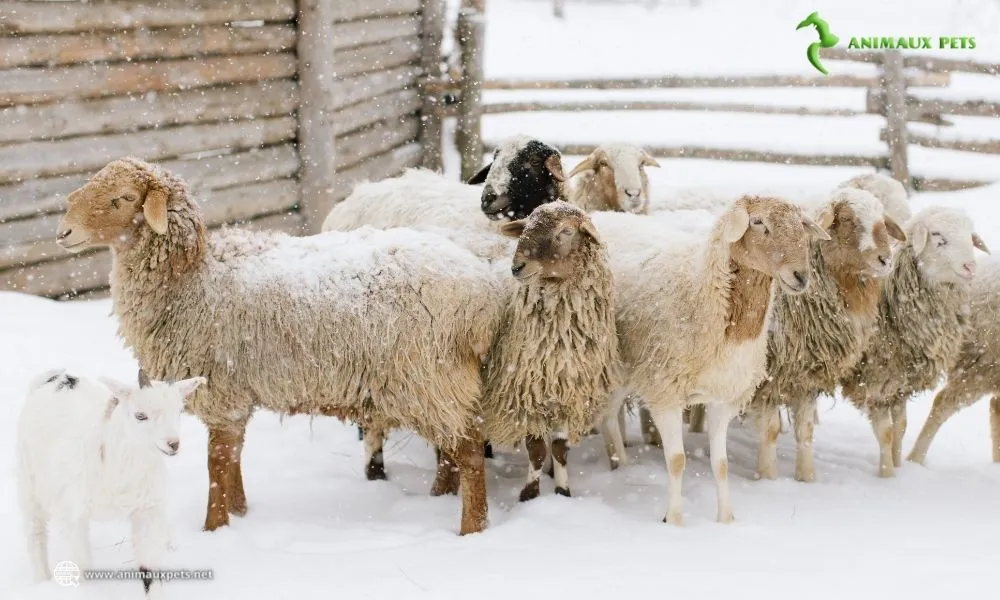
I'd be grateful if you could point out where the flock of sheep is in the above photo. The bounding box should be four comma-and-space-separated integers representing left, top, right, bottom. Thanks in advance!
14, 136, 1000, 598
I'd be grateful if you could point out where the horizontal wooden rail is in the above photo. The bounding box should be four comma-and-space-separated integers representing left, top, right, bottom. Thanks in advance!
823, 47, 1000, 75
477, 100, 867, 117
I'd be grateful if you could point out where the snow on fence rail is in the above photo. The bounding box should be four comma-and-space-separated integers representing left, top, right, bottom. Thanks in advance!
442, 12, 999, 192
0, 0, 447, 299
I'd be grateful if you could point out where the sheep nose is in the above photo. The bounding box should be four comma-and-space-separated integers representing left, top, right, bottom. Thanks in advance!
963, 262, 976, 276
624, 188, 641, 199
167, 439, 180, 453
511, 262, 525, 277
793, 270, 807, 288
57, 228, 72, 241
878, 254, 890, 267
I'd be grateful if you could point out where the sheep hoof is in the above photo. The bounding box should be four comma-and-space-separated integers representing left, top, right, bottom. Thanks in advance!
483, 441, 494, 459
228, 503, 248, 517
518, 481, 540, 502
663, 511, 683, 526
906, 452, 926, 465
878, 467, 895, 478
608, 458, 620, 471
793, 467, 816, 483
366, 462, 388, 481
202, 516, 229, 531
554, 486, 571, 497
717, 511, 735, 524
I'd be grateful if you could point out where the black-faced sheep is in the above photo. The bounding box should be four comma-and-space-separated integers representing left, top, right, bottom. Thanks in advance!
748, 188, 906, 482
56, 158, 504, 535
590, 197, 829, 524
841, 207, 990, 477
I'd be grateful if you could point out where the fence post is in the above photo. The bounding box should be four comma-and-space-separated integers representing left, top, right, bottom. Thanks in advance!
419, 0, 446, 171
296, 0, 338, 233
456, 3, 485, 182
881, 50, 911, 189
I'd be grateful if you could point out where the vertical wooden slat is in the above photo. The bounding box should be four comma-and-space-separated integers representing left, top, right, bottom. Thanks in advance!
881, 50, 911, 189
296, 0, 339, 232
419, 0, 446, 171
456, 4, 485, 182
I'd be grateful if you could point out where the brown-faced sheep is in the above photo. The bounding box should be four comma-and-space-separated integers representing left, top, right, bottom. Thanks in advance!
748, 188, 906, 482
841, 207, 990, 477
55, 158, 505, 535
907, 256, 1000, 465
589, 197, 829, 524
566, 144, 660, 214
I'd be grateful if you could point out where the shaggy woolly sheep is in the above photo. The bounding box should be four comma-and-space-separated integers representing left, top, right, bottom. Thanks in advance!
748, 188, 906, 482
590, 197, 829, 524
907, 256, 1000, 465
56, 158, 505, 535
841, 206, 990, 477
17, 369, 204, 597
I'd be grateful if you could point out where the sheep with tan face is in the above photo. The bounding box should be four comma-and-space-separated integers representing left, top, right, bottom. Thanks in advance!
749, 188, 906, 483
590, 195, 829, 524
841, 206, 990, 478
566, 144, 660, 214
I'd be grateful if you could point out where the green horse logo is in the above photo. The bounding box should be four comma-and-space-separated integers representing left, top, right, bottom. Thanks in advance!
796, 12, 839, 75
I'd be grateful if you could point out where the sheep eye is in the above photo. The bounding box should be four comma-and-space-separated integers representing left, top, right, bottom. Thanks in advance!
558, 228, 574, 237
135, 412, 148, 421
110, 198, 120, 209
752, 218, 764, 226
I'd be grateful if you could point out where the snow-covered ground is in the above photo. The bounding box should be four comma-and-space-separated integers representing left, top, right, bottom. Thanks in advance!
5, 0, 1000, 598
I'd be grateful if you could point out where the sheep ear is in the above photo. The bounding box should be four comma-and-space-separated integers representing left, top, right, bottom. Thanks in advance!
137, 368, 151, 388
499, 220, 526, 239
641, 151, 661, 168
544, 153, 566, 183
99, 377, 134, 402
466, 162, 492, 185
884, 216, 907, 242
171, 376, 206, 399
911, 221, 929, 256
142, 187, 169, 235
579, 219, 602, 244
816, 205, 836, 231
803, 216, 831, 241
973, 232, 991, 255
567, 154, 597, 179
720, 205, 750, 243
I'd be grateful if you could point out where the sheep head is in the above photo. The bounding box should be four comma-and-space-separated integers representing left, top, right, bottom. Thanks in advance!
837, 173, 911, 226
724, 195, 830, 295
568, 144, 660, 214
814, 188, 905, 281
478, 135, 566, 221
57, 157, 173, 253
499, 201, 602, 282
908, 206, 989, 285
98, 375, 206, 457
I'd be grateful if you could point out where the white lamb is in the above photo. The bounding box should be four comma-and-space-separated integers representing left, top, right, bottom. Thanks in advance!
16, 369, 204, 597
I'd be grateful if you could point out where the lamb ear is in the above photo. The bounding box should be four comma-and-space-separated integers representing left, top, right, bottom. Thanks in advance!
803, 216, 831, 241
640, 151, 661, 168
142, 187, 169, 235
544, 153, 566, 183
816, 205, 836, 231
719, 205, 750, 243
973, 232, 991, 255
466, 162, 492, 185
567, 154, 598, 179
499, 220, 526, 239
99, 376, 134, 401
911, 221, 929, 256
579, 219, 602, 244
171, 376, 207, 399
884, 216, 907, 242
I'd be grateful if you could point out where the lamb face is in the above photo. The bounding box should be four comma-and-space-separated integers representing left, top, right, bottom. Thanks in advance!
100, 376, 205, 457
568, 144, 660, 213
909, 207, 990, 287
472, 135, 566, 221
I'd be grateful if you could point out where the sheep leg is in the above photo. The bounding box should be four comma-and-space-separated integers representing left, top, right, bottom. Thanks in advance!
617, 403, 627, 446
25, 510, 49, 583
204, 427, 240, 530
551, 427, 571, 497
640, 406, 662, 448
990, 397, 1000, 463
454, 431, 488, 535
430, 447, 460, 496
688, 404, 707, 433
601, 389, 629, 469
792, 397, 817, 483
890, 401, 907, 468
649, 405, 685, 525
755, 404, 781, 480
132, 506, 169, 599
519, 435, 548, 502
227, 425, 248, 516
707, 402, 735, 523
363, 429, 387, 481
908, 385, 969, 465
869, 405, 895, 478
543, 436, 554, 478
66, 516, 92, 571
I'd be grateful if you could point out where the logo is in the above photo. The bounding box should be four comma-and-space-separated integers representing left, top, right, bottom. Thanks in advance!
796, 12, 977, 75
796, 12, 839, 75
53, 561, 81, 587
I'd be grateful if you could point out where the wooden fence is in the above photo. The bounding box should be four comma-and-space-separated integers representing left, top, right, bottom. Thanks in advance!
0, 0, 446, 299
444, 17, 1000, 192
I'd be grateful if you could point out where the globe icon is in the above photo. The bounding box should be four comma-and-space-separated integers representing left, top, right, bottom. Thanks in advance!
53, 561, 80, 587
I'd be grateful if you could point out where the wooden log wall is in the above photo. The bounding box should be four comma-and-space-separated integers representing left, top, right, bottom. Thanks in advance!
0, 0, 435, 298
